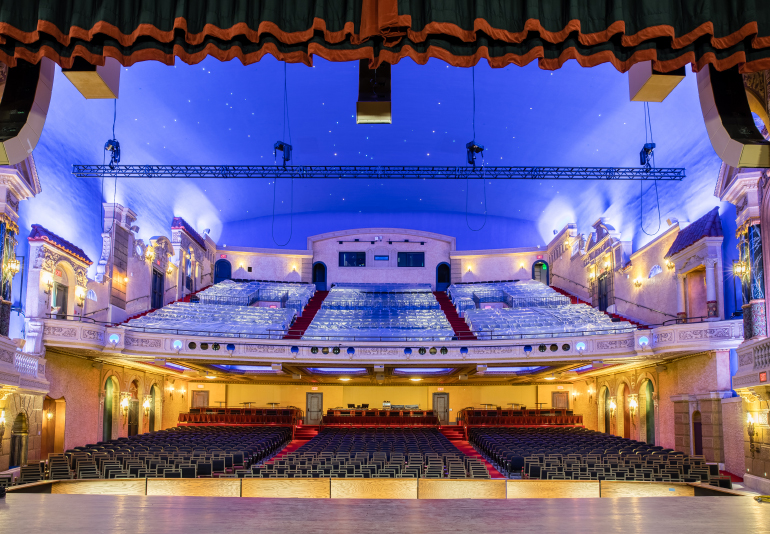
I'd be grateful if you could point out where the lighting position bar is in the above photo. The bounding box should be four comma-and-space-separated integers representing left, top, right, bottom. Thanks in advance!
72, 164, 685, 181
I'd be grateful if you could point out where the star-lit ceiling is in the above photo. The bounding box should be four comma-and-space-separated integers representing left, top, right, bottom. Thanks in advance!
24, 55, 732, 275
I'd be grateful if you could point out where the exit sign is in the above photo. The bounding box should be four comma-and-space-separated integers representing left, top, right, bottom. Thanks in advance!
311, 386, 318, 391
220, 254, 227, 259
536, 255, 543, 260
557, 385, 564, 390
54, 269, 62, 277
437, 387, 444, 391
197, 384, 204, 389
761, 372, 767, 383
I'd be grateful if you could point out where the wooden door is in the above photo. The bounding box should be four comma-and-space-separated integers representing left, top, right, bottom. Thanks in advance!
551, 392, 569, 409
192, 391, 209, 408
128, 401, 139, 436
433, 393, 449, 424
306, 393, 323, 425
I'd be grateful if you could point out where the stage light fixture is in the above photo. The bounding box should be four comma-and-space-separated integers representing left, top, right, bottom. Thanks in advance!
639, 142, 655, 168
274, 140, 292, 166
466, 141, 485, 166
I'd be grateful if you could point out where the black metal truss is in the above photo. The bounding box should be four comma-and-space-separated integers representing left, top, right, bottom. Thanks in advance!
72, 164, 685, 180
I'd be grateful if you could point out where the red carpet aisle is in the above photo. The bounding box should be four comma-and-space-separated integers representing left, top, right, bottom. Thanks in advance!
449, 439, 505, 479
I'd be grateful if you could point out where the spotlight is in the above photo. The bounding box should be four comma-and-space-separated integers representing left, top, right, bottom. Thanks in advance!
466, 141, 485, 166
274, 140, 293, 166
639, 142, 655, 168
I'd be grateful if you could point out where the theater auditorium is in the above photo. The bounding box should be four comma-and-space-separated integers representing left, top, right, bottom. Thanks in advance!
0, 2, 769, 532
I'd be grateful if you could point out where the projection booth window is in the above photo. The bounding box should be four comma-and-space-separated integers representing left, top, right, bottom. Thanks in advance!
397, 252, 425, 267
339, 252, 366, 267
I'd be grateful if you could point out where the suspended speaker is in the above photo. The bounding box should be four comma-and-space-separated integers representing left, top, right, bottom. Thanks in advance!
62, 57, 120, 99
0, 58, 54, 165
357, 59, 391, 124
628, 61, 685, 102
698, 64, 770, 168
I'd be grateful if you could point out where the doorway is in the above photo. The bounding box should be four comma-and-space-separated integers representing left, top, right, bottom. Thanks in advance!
53, 282, 68, 319
9, 413, 29, 468
436, 263, 451, 292
306, 392, 323, 425
148, 386, 157, 432
192, 390, 209, 408
103, 378, 114, 442
151, 269, 164, 309
312, 262, 327, 291
532, 260, 549, 285
644, 381, 656, 444
214, 259, 232, 284
597, 273, 610, 312
693, 411, 703, 456
433, 393, 449, 424
601, 388, 610, 434
551, 391, 569, 409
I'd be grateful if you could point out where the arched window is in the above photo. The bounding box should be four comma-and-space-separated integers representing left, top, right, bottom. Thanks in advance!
648, 264, 662, 278
86, 289, 97, 301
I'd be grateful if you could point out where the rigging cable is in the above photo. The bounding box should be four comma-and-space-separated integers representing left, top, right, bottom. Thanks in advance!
466, 65, 487, 232
640, 101, 661, 236
272, 61, 294, 247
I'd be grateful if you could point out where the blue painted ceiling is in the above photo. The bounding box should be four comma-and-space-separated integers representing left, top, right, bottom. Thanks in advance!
25, 55, 728, 265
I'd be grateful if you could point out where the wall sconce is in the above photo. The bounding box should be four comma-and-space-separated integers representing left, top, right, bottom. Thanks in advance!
292, 265, 296, 271
43, 277, 53, 294
589, 271, 595, 281
572, 391, 580, 403
0, 410, 5, 454
142, 395, 152, 416
734, 261, 748, 278
665, 259, 675, 271
629, 395, 638, 418
177, 387, 186, 399
467, 265, 472, 272
604, 260, 611, 270
587, 388, 594, 404
167, 264, 173, 275
609, 399, 617, 417
145, 248, 155, 261
75, 287, 86, 307
123, 276, 128, 284
5, 258, 20, 276
120, 394, 131, 420
748, 413, 757, 458
46, 410, 53, 421
633, 278, 643, 288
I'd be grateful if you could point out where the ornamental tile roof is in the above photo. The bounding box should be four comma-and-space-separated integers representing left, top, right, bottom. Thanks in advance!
171, 217, 206, 250
28, 224, 92, 264
664, 207, 723, 258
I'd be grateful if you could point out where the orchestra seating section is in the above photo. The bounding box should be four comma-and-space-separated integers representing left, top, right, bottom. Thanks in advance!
196, 280, 315, 317
469, 427, 732, 488
301, 283, 454, 341
458, 408, 583, 426
448, 281, 634, 338
125, 301, 296, 338
14, 426, 291, 484
253, 428, 491, 479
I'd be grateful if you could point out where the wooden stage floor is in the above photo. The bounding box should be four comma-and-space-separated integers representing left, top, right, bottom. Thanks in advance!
0, 494, 767, 533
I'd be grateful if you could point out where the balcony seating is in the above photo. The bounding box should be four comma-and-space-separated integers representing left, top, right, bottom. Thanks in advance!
197, 280, 315, 316
255, 428, 490, 479
302, 284, 454, 341
126, 301, 296, 338
469, 427, 729, 487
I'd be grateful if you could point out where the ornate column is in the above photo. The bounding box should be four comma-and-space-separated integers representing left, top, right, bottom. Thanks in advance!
676, 274, 687, 323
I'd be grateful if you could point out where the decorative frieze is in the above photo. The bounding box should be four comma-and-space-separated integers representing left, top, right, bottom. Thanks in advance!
595, 339, 634, 350
124, 336, 162, 348
244, 345, 286, 354
43, 325, 77, 338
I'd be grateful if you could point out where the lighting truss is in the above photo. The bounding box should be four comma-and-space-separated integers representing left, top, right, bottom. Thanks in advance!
72, 164, 685, 181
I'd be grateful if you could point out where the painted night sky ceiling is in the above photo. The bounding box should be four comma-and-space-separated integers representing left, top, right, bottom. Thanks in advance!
23, 55, 732, 271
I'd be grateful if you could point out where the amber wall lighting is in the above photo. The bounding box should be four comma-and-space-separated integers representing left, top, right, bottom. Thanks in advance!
120, 394, 130, 419
587, 387, 594, 404
633, 278, 643, 288
733, 261, 748, 277
665, 259, 675, 271
629, 395, 638, 418
0, 410, 5, 454
609, 399, 617, 417
143, 396, 151, 416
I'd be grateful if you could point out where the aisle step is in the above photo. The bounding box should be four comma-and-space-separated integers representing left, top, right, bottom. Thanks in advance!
284, 291, 329, 339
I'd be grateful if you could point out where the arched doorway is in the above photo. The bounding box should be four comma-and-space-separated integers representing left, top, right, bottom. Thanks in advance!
51, 262, 74, 319
599, 387, 610, 434
436, 263, 451, 292
640, 380, 656, 445
617, 384, 630, 439
692, 411, 703, 456
103, 377, 116, 442
148, 385, 160, 432
312, 262, 327, 291
128, 380, 140, 437
532, 260, 549, 285
41, 396, 66, 461
9, 412, 29, 468
214, 259, 232, 284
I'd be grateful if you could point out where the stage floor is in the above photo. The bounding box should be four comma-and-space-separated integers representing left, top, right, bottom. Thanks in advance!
0, 494, 766, 533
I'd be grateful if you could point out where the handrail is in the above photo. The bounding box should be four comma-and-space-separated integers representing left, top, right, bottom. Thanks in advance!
126, 294, 150, 305
551, 273, 590, 291
612, 296, 676, 319
83, 307, 109, 317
